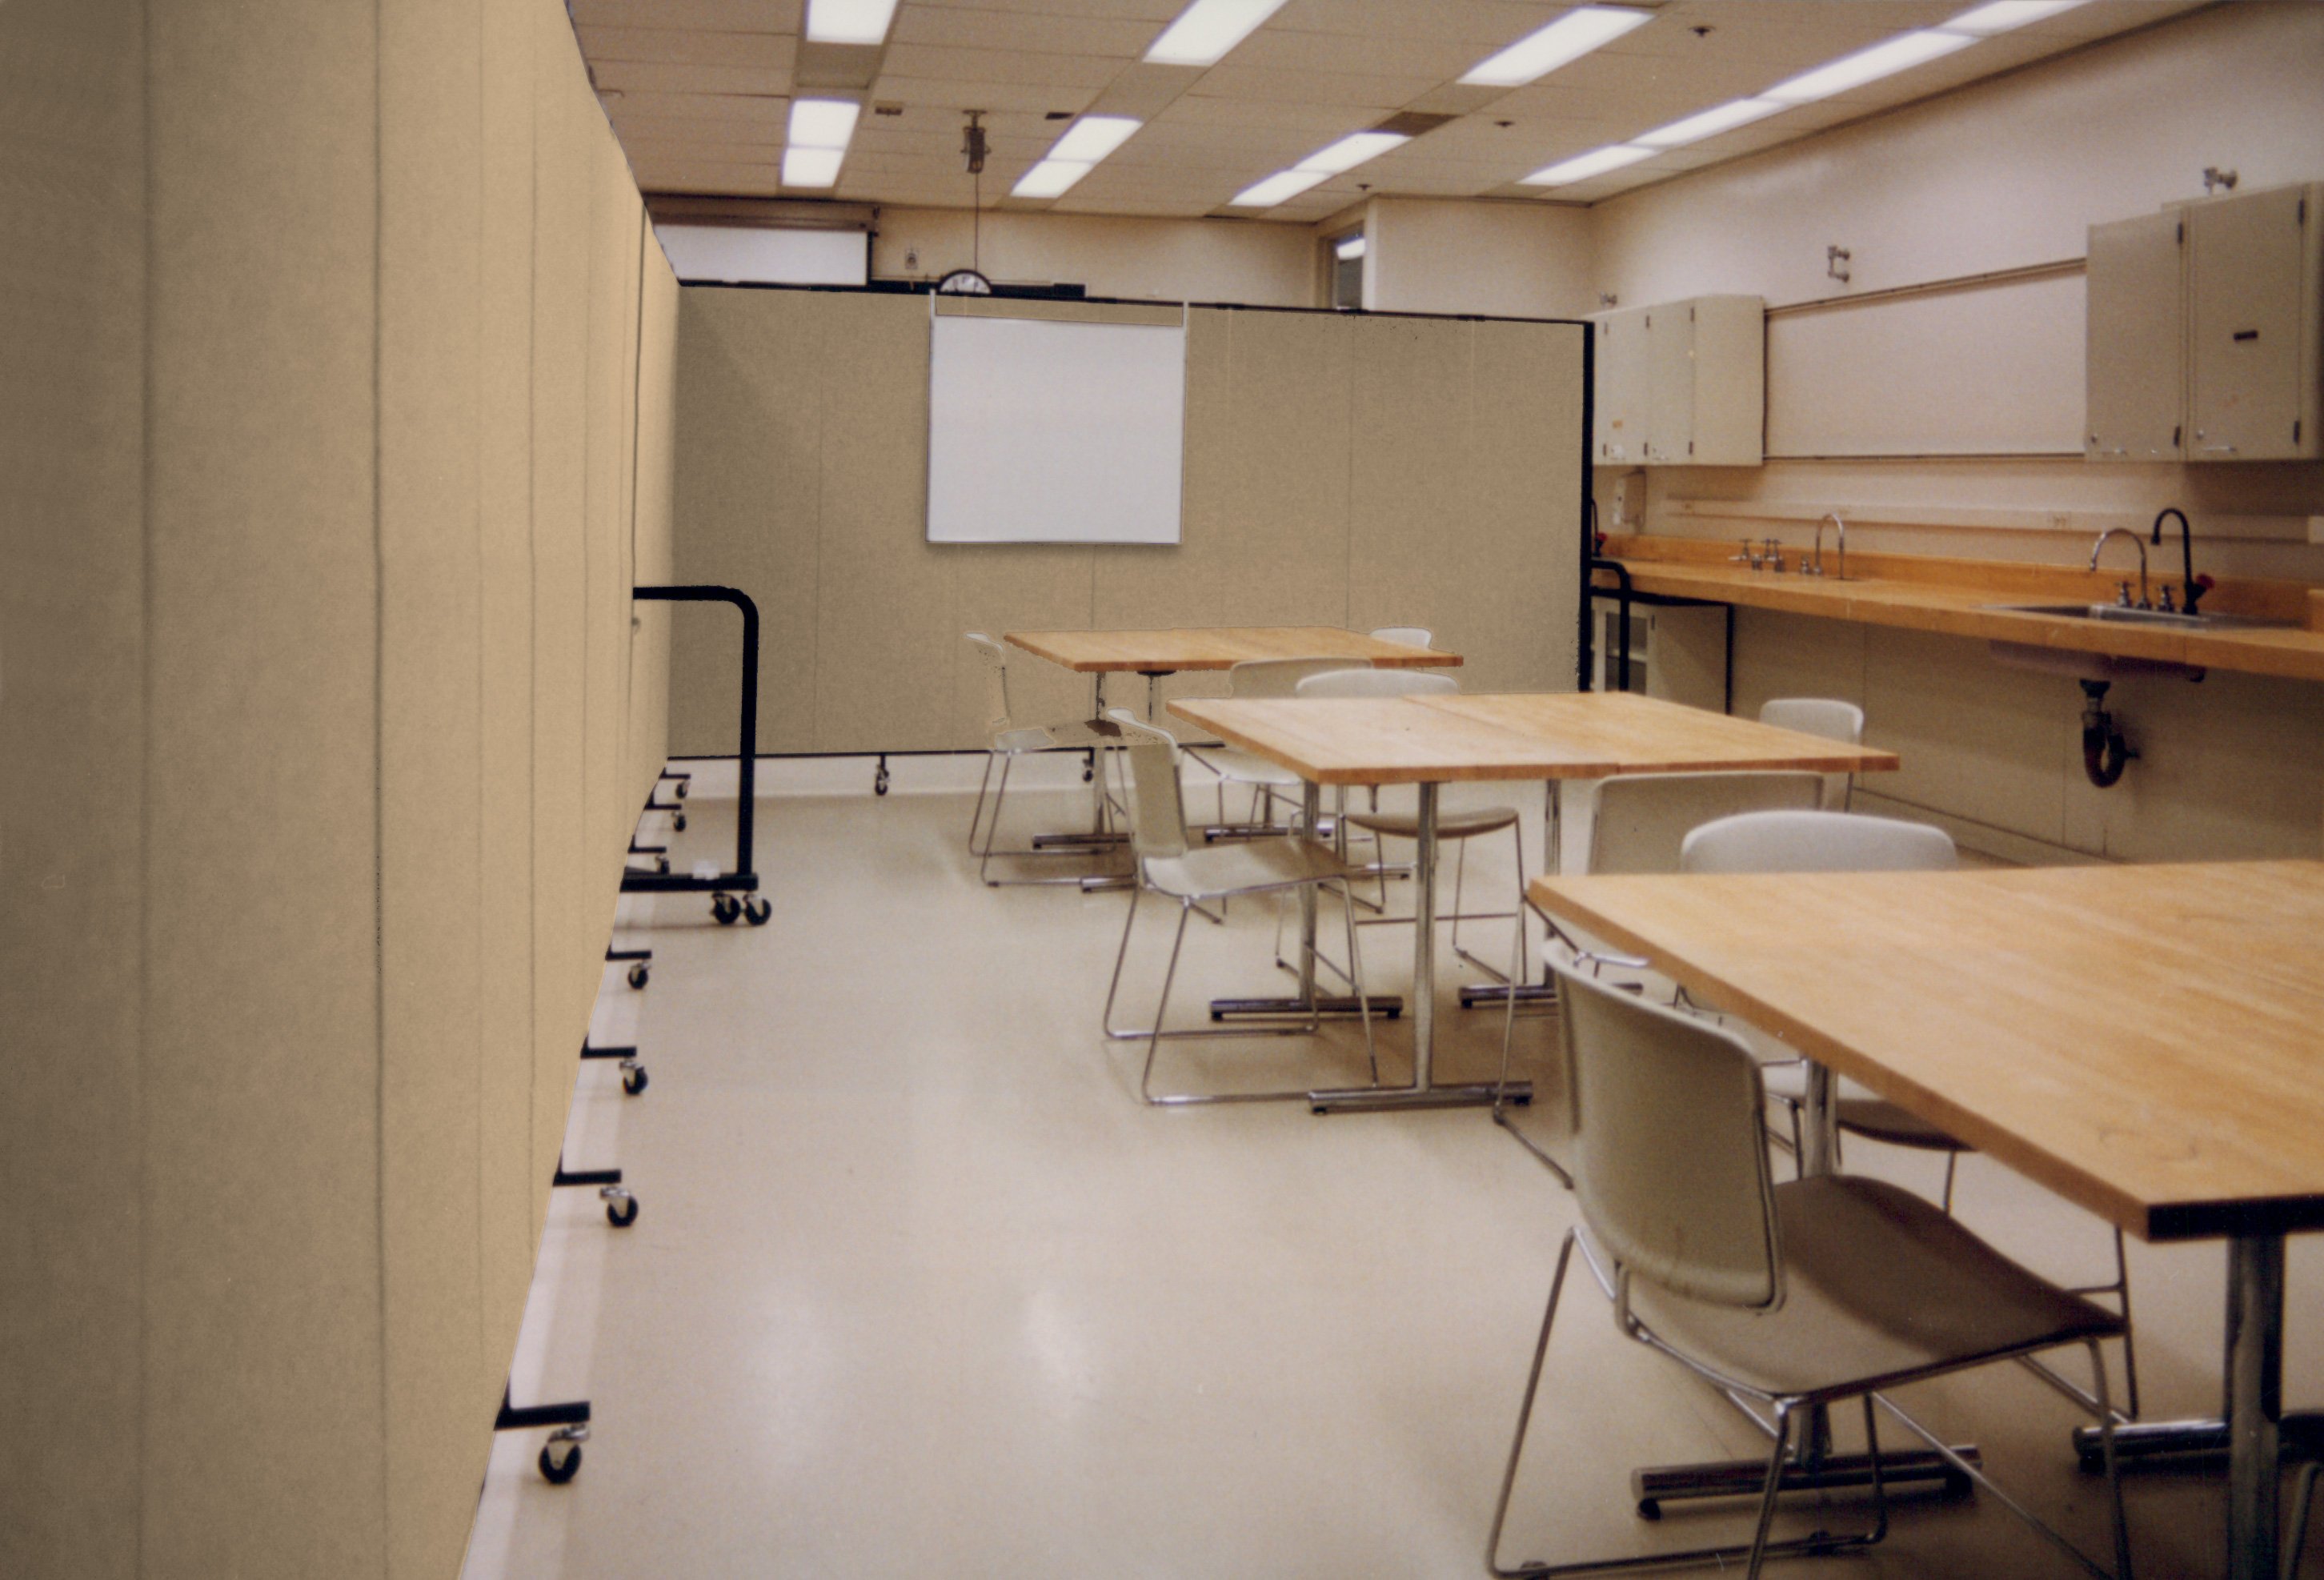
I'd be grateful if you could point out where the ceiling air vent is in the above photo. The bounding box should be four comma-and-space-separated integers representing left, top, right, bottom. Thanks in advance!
1372, 111, 1455, 138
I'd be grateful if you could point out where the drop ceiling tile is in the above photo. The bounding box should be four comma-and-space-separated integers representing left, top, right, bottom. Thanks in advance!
623, 135, 784, 165
1152, 94, 1394, 134
904, 0, 1180, 18
1269, 0, 1572, 47
635, 161, 788, 195
892, 6, 1157, 55
1184, 63, 1441, 109
579, 27, 796, 68
608, 90, 791, 125
611, 114, 786, 146
880, 41, 1132, 89
594, 59, 791, 96
867, 73, 1103, 114
1224, 27, 1481, 79
572, 0, 796, 33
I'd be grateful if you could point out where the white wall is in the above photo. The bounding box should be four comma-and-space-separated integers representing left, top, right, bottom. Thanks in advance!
869, 206, 1316, 306
1363, 196, 1595, 320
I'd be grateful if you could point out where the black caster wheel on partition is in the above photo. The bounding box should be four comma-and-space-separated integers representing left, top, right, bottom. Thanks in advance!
627, 962, 649, 990
622, 1065, 648, 1097
672, 812, 687, 832
539, 1440, 582, 1484
655, 857, 671, 876
743, 896, 772, 926
604, 1190, 639, 1228
674, 780, 687, 800
875, 765, 890, 796
711, 892, 742, 925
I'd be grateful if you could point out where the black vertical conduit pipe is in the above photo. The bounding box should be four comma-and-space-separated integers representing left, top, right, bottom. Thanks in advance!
1576, 321, 1597, 692
1590, 556, 1634, 691
623, 586, 761, 896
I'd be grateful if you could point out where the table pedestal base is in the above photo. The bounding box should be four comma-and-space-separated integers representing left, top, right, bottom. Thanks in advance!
1310, 1079, 1529, 1115
1632, 1446, 1977, 1520
1209, 993, 1400, 1021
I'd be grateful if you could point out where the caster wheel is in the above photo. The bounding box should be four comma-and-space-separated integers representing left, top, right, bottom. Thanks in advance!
622, 1065, 648, 1096
742, 896, 772, 926
627, 962, 649, 990
606, 1194, 639, 1228
1083, 765, 1094, 783
672, 812, 687, 832
540, 1442, 582, 1484
711, 892, 741, 925
674, 780, 688, 800
655, 856, 671, 876
1635, 1499, 1661, 1522
874, 768, 890, 796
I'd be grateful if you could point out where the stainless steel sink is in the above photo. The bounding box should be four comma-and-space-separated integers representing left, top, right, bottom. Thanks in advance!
1982, 602, 2296, 632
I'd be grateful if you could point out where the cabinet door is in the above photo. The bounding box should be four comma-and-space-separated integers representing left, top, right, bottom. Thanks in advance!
1593, 309, 1649, 463
2085, 209, 2183, 462
2189, 185, 2314, 460
1644, 306, 1694, 463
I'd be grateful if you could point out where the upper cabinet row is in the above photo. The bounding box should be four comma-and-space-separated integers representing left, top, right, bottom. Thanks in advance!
1591, 295, 1765, 467
2086, 181, 2322, 463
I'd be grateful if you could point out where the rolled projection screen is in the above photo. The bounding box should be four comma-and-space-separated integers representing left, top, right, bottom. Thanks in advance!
926, 311, 1186, 544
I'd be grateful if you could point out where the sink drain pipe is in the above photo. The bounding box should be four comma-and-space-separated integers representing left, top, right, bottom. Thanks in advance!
2079, 680, 2136, 788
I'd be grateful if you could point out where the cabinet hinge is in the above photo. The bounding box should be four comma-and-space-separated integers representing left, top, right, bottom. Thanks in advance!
2298, 419, 2304, 445
2176, 219, 2184, 244
2173, 424, 2182, 447
1688, 441, 1695, 455
2300, 196, 2307, 225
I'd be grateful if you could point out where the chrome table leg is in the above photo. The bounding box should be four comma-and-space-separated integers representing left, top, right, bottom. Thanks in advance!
1210, 777, 1400, 1022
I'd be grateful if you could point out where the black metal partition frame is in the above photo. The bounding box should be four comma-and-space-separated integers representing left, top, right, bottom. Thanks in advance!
623, 585, 759, 897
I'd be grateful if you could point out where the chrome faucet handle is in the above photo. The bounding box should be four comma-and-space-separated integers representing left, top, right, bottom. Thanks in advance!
1762, 538, 1785, 573
1730, 537, 1758, 570
2157, 586, 2177, 613
2117, 580, 2134, 608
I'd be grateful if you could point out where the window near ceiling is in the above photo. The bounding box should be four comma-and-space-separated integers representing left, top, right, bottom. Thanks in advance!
1328, 231, 1364, 311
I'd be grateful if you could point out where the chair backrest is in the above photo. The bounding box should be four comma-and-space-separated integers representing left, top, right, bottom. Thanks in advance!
964, 632, 1012, 734
1552, 958, 1782, 1310
1587, 772, 1822, 876
1106, 708, 1189, 861
1681, 810, 1955, 876
1370, 626, 1433, 649
1295, 668, 1459, 700
1228, 656, 1372, 699
1757, 698, 1865, 811
1757, 697, 1864, 745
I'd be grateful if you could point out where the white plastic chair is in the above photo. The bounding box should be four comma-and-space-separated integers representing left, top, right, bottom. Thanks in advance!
1369, 625, 1432, 649
1485, 960, 2133, 1580
1757, 697, 1865, 810
964, 632, 1112, 887
1184, 656, 1371, 832
1100, 709, 1380, 1107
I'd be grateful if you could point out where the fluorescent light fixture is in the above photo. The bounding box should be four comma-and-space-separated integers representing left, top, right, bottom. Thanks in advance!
782, 146, 843, 188
803, 0, 899, 46
1943, 0, 2086, 34
1633, 96, 1784, 148
1762, 29, 1974, 102
787, 98, 859, 150
1012, 159, 1093, 199
1461, 6, 1653, 87
1334, 234, 1366, 261
1521, 143, 1653, 186
1048, 115, 1141, 163
1146, 0, 1290, 67
1296, 130, 1408, 175
1229, 167, 1331, 207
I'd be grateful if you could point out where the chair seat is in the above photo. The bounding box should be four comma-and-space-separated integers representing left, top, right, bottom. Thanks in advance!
1142, 835, 1360, 902
1344, 804, 1519, 841
1629, 1176, 2122, 1403
995, 718, 1109, 754
1760, 1061, 1963, 1150
1185, 745, 1303, 789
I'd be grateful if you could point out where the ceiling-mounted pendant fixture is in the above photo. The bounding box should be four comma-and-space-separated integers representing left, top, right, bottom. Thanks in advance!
954, 110, 992, 293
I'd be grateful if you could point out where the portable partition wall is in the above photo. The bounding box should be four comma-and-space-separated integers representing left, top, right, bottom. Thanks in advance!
669, 288, 1592, 756
0, 1, 676, 1576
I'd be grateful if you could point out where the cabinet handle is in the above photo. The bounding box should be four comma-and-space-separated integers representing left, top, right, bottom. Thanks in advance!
2201, 444, 2238, 454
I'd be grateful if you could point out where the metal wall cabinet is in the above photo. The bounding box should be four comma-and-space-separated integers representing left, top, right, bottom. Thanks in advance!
1592, 295, 1764, 467
2085, 209, 2186, 462
2187, 182, 2322, 462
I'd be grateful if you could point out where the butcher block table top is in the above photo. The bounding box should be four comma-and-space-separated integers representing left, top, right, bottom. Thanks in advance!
1527, 858, 2324, 1242
1004, 626, 1459, 674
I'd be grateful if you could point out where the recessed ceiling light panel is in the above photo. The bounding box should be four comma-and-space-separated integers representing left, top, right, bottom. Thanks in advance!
1944, 0, 2087, 34
788, 98, 860, 149
1145, 0, 1290, 67
1048, 116, 1142, 163
1460, 6, 1653, 88
1762, 29, 1974, 103
1296, 130, 1408, 175
1012, 159, 1095, 199
803, 0, 899, 46
1633, 97, 1783, 149
1228, 168, 1332, 208
783, 146, 844, 188
1521, 143, 1653, 187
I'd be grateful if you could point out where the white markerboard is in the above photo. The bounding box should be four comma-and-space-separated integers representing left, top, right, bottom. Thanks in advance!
927, 311, 1186, 544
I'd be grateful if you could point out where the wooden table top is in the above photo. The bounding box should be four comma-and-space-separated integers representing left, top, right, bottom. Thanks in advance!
1004, 626, 1461, 673
1168, 691, 1899, 787
1528, 860, 2324, 1242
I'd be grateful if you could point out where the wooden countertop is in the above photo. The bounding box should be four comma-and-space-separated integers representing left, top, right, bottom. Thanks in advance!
1599, 536, 2324, 685
1005, 626, 1460, 674
1529, 859, 2324, 1242
1169, 691, 1898, 787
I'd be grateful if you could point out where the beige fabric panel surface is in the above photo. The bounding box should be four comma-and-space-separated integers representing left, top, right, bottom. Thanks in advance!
671, 292, 1589, 753
631, 232, 681, 810
583, 122, 644, 906
143, 0, 389, 1573
0, 1, 147, 1574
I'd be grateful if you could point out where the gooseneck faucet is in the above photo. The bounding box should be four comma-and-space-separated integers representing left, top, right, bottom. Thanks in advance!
1809, 511, 1846, 579
2090, 527, 2150, 609
2151, 507, 2203, 614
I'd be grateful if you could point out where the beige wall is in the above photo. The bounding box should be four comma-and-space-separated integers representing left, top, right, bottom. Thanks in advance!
671, 291, 1585, 755
1585, 1, 2324, 862
870, 206, 1317, 305
0, 2, 675, 1575
1362, 197, 1596, 321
